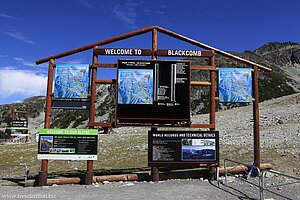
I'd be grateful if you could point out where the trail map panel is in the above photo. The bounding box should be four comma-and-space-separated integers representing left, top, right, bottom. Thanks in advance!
116, 59, 190, 127
218, 68, 252, 102
148, 130, 219, 166
118, 69, 154, 104
54, 64, 90, 99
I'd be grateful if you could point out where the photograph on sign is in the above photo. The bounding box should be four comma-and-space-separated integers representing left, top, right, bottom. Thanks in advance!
38, 129, 98, 160
40, 136, 53, 152
54, 64, 90, 99
218, 68, 252, 102
148, 130, 219, 166
116, 59, 190, 127
182, 139, 216, 161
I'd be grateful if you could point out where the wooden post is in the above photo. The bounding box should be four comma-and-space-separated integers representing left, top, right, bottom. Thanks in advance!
84, 47, 98, 185
209, 51, 218, 178
89, 47, 98, 126
209, 50, 216, 131
38, 59, 55, 186
253, 66, 260, 168
150, 28, 160, 182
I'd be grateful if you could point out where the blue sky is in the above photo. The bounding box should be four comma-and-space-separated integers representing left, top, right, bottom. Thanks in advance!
0, 0, 299, 105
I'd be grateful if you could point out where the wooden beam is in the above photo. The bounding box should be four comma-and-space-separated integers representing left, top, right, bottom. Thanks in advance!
92, 64, 117, 68
35, 26, 156, 64
191, 65, 216, 71
36, 25, 271, 72
191, 81, 211, 86
190, 124, 215, 129
156, 26, 272, 72
89, 122, 113, 127
95, 79, 116, 84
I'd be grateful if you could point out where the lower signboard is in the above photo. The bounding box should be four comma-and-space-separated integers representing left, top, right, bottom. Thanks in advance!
37, 129, 98, 160
148, 130, 219, 167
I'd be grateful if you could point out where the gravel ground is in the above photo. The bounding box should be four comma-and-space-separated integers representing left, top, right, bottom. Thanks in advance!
0, 93, 299, 199
0, 176, 299, 200
0, 179, 272, 200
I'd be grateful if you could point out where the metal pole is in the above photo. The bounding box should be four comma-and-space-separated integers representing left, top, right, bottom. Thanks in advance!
38, 59, 54, 186
253, 66, 260, 169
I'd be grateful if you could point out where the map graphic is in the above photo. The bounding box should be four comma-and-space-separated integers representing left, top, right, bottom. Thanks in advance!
218, 68, 252, 102
54, 64, 89, 99
118, 69, 153, 104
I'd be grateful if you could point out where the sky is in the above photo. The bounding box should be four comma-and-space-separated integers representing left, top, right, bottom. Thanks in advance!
0, 0, 299, 105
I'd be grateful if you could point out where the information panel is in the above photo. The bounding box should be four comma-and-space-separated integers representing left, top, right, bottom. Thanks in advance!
11, 120, 27, 127
54, 64, 90, 99
148, 130, 219, 167
218, 68, 252, 102
117, 60, 190, 127
38, 129, 98, 160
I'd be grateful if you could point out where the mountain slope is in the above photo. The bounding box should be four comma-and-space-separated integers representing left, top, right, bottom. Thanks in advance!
0, 42, 299, 133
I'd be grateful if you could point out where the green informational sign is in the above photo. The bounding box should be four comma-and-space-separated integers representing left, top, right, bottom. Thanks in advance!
38, 129, 98, 160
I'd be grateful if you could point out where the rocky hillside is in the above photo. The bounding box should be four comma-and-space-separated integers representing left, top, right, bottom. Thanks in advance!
0, 42, 299, 133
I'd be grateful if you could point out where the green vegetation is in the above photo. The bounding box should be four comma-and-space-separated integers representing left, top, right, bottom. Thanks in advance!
0, 133, 148, 180
0, 131, 297, 184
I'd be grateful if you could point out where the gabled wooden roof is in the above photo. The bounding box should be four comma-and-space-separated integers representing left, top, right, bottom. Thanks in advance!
35, 25, 271, 72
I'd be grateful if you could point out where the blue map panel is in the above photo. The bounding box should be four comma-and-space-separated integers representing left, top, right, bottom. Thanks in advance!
54, 64, 89, 99
218, 68, 252, 102
118, 69, 153, 104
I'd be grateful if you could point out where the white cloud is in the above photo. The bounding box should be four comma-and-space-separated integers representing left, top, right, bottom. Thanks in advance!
60, 58, 83, 64
77, 0, 93, 8
4, 28, 35, 45
14, 57, 36, 67
0, 69, 47, 99
113, 0, 140, 29
0, 13, 19, 20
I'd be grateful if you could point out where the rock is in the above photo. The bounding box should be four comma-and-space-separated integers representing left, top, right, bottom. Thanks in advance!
103, 181, 109, 184
278, 119, 284, 124
121, 183, 134, 187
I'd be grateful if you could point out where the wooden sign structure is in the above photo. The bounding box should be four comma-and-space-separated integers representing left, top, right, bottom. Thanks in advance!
36, 26, 271, 186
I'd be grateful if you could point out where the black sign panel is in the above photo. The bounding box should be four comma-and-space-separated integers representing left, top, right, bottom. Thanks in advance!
116, 60, 190, 127
52, 100, 90, 110
148, 130, 219, 167
11, 120, 28, 127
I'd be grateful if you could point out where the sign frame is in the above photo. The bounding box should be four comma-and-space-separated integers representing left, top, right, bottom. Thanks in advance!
116, 59, 191, 127
37, 129, 98, 161
148, 130, 219, 167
